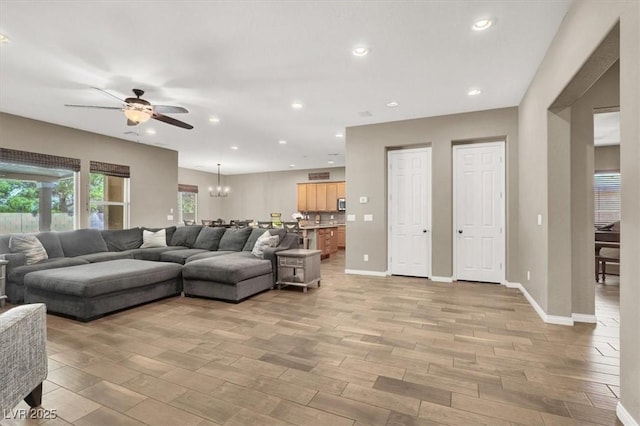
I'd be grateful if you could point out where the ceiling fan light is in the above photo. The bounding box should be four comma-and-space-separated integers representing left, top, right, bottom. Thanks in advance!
124, 109, 151, 123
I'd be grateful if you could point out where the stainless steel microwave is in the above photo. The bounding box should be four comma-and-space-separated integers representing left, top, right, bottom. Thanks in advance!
337, 198, 346, 211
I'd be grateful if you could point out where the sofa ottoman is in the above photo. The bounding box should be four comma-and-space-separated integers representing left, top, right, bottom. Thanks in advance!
182, 254, 272, 302
24, 259, 183, 321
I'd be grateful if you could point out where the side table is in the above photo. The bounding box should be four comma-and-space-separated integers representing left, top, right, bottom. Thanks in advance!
276, 249, 321, 293
0, 259, 8, 307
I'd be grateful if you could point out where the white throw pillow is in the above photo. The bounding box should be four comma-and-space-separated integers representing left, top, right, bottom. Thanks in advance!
9, 234, 48, 265
140, 229, 167, 248
252, 231, 279, 258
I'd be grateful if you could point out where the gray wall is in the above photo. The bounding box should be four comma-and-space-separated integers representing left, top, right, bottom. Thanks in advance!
345, 107, 519, 280
178, 167, 345, 223
594, 145, 620, 171
0, 112, 179, 228
570, 62, 619, 318
518, 1, 639, 421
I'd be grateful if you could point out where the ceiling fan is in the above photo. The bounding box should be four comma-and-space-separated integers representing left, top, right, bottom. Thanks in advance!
65, 87, 194, 130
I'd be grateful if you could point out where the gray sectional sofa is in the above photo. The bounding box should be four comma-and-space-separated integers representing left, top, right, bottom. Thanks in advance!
0, 225, 298, 320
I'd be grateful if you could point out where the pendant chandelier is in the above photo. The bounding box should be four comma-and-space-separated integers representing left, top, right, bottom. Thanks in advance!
209, 163, 230, 197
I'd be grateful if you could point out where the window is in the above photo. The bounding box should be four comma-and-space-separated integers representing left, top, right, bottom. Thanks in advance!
0, 148, 80, 233
89, 161, 130, 230
594, 172, 620, 228
178, 184, 198, 224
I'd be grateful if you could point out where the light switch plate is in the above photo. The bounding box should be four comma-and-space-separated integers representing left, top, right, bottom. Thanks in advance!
359, 196, 368, 203
537, 214, 542, 226
347, 214, 356, 222
167, 215, 174, 221
364, 214, 373, 222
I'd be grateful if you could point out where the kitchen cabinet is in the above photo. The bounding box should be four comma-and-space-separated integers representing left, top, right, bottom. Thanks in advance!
297, 184, 307, 212
337, 226, 345, 249
316, 183, 327, 211
337, 182, 346, 199
307, 183, 317, 211
326, 183, 337, 211
330, 228, 338, 254
296, 181, 345, 212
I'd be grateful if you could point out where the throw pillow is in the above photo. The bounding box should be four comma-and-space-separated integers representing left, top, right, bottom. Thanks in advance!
170, 225, 203, 248
9, 234, 48, 265
251, 231, 279, 258
193, 227, 226, 250
218, 227, 252, 251
140, 229, 167, 248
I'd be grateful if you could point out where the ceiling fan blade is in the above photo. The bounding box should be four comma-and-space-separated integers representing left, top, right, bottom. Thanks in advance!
91, 87, 127, 105
152, 113, 194, 130
153, 105, 189, 114
64, 104, 122, 110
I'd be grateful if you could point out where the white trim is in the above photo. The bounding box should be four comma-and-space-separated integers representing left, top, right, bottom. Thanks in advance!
452, 141, 506, 283
430, 276, 453, 283
617, 402, 639, 426
509, 281, 574, 326
503, 280, 521, 288
344, 269, 387, 277
572, 313, 598, 323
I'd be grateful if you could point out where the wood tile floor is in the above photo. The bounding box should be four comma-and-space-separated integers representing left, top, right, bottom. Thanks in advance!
2, 252, 621, 425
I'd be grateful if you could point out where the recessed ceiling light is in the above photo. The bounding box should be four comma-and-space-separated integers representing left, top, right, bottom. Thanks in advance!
289, 164, 296, 168
0, 34, 9, 44
335, 133, 344, 138
328, 160, 335, 165
291, 102, 303, 110
279, 140, 287, 145
145, 128, 156, 135
472, 18, 492, 31
386, 101, 399, 108
230, 146, 239, 150
352, 46, 369, 56
209, 116, 220, 123
467, 89, 482, 96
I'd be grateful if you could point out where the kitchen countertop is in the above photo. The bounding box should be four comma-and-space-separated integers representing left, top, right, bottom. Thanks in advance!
299, 224, 345, 230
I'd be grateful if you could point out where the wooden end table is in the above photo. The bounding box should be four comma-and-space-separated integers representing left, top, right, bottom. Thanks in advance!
276, 249, 321, 293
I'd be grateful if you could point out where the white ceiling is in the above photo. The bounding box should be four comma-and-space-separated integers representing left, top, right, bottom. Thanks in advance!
0, 1, 571, 175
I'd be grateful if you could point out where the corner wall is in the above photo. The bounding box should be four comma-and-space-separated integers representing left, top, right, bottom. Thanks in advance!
345, 107, 519, 280
518, 1, 639, 422
0, 112, 179, 228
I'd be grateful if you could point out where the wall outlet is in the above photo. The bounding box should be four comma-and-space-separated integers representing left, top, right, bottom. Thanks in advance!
170, 208, 174, 214
364, 214, 373, 222
167, 215, 174, 221
330, 215, 334, 220
359, 196, 368, 203
527, 270, 531, 281
363, 254, 369, 262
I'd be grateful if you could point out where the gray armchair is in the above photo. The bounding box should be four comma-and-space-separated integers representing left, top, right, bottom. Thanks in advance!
0, 304, 47, 412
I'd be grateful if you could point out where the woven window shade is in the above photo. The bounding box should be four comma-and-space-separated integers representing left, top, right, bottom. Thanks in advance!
0, 148, 80, 172
90, 160, 130, 178
178, 184, 198, 193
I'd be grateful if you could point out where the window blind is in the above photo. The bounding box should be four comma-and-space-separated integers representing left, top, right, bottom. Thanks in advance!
90, 161, 130, 178
0, 148, 80, 172
594, 172, 621, 227
178, 184, 198, 193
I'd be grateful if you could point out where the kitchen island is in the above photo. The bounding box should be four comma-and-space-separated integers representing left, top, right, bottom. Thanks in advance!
299, 224, 344, 258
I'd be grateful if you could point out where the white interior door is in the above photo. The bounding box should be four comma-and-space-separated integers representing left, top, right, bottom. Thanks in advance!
454, 142, 505, 283
388, 147, 431, 277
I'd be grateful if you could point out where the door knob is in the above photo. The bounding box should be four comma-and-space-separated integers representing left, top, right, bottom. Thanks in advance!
423, 229, 427, 233
458, 230, 463, 234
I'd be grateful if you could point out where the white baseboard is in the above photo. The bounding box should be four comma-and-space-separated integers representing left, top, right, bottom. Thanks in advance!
344, 269, 387, 277
511, 281, 574, 326
572, 313, 598, 323
617, 402, 639, 426
430, 276, 453, 283
503, 280, 521, 288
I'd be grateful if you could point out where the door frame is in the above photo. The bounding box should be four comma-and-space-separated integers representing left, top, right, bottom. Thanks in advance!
387, 146, 432, 277
452, 140, 506, 283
